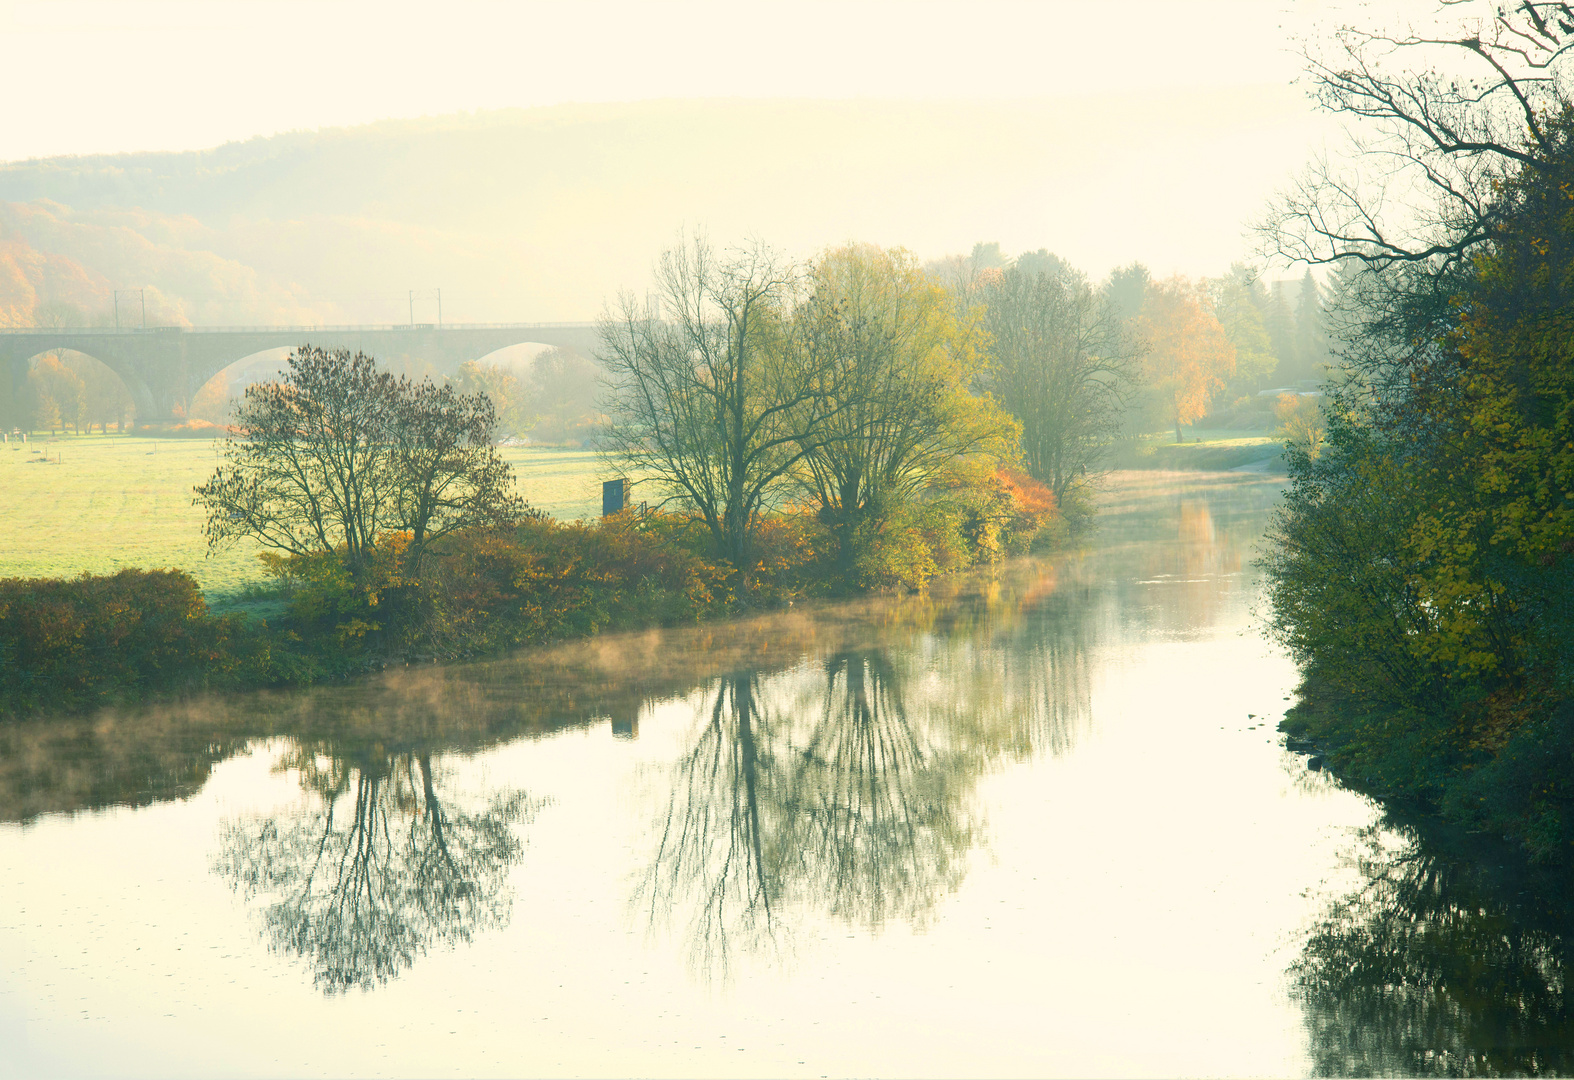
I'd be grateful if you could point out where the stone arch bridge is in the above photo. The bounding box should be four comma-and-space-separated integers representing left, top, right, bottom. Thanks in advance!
0, 322, 601, 422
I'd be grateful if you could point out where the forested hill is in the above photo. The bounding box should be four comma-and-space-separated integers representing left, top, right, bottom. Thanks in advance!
0, 93, 1314, 326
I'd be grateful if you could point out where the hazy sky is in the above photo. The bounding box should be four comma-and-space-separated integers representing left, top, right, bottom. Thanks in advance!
0, 0, 1361, 314
1, 0, 1325, 160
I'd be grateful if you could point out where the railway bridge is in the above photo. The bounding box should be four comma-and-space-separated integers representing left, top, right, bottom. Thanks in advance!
0, 322, 601, 421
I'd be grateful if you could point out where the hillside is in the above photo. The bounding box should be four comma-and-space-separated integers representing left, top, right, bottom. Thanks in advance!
0, 94, 1320, 326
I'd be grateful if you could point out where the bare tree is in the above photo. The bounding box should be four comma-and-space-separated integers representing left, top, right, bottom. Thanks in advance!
598, 237, 824, 567
196, 348, 399, 577
387, 379, 524, 573
1260, 1, 1574, 271
979, 261, 1141, 503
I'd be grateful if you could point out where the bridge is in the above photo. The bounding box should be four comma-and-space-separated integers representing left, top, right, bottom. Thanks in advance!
0, 322, 602, 421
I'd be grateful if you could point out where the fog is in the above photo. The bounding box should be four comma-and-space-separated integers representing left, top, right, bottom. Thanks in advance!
0, 2, 1336, 327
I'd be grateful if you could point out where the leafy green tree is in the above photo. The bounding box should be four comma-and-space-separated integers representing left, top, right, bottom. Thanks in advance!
1012, 248, 1067, 280
1104, 262, 1149, 322
1210, 265, 1277, 392
1260, 4, 1574, 857
1293, 270, 1330, 381
1263, 282, 1298, 382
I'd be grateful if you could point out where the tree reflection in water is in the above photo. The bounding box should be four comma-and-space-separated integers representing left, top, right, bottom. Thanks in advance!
782, 651, 974, 929
642, 673, 783, 969
641, 649, 981, 976
215, 744, 535, 994
1293, 822, 1574, 1076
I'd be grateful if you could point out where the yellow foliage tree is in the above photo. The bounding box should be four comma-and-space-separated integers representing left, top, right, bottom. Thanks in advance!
26, 355, 84, 435
1275, 393, 1326, 460
793, 243, 1019, 569
1137, 276, 1236, 442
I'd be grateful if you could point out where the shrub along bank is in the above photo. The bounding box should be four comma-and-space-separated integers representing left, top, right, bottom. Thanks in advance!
0, 466, 1061, 719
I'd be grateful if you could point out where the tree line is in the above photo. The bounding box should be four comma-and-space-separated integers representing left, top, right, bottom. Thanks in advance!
6, 221, 1321, 714
598, 235, 1317, 583
1262, 0, 1574, 861
2, 351, 136, 434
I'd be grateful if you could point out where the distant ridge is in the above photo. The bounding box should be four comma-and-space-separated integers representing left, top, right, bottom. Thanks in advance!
0, 93, 1321, 324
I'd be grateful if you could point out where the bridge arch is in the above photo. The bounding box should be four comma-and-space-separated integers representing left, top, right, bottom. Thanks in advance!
2, 345, 150, 431
187, 348, 293, 424
469, 341, 575, 370
0, 324, 602, 422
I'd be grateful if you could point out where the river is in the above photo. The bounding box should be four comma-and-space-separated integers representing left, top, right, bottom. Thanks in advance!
3, 471, 1569, 1078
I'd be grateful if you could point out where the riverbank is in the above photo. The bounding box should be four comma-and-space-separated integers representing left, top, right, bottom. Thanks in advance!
0, 433, 608, 609
1111, 429, 1287, 474
1278, 670, 1574, 864
1, 465, 1063, 719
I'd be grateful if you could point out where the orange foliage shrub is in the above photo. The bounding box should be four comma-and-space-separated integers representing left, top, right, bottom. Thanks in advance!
407, 512, 734, 656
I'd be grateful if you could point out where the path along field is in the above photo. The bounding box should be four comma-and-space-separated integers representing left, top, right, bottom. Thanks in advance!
0, 435, 606, 606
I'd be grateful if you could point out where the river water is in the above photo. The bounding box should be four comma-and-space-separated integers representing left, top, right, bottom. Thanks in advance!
3, 471, 1570, 1078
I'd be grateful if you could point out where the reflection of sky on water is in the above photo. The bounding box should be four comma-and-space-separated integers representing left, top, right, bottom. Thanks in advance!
9, 472, 1563, 1075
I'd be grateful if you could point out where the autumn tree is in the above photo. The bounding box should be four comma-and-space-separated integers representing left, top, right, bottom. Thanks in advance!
979, 258, 1140, 502
1274, 393, 1326, 460
1260, 2, 1574, 858
791, 244, 1016, 569
599, 236, 826, 568
66, 355, 135, 432
26, 355, 83, 435
454, 360, 531, 437
1135, 276, 1236, 442
196, 346, 523, 582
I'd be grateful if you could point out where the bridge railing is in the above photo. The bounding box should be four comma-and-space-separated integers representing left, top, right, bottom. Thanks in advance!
0, 322, 599, 335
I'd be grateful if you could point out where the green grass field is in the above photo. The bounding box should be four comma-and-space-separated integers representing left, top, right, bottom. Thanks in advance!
0, 434, 608, 605
1, 427, 1280, 608
1110, 429, 1287, 472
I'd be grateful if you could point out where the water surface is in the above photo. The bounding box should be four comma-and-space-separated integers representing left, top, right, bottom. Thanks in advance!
4, 472, 1563, 1077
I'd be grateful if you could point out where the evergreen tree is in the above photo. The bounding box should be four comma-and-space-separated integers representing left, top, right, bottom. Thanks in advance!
1104, 262, 1150, 322
1293, 270, 1328, 382
1264, 282, 1298, 384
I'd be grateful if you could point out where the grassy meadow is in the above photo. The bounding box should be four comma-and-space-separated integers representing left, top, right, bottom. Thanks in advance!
1111, 429, 1287, 473
1, 428, 1282, 609
0, 434, 607, 606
